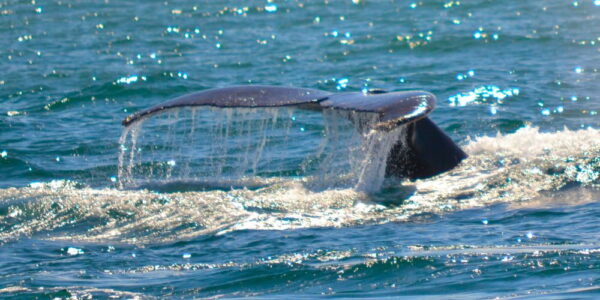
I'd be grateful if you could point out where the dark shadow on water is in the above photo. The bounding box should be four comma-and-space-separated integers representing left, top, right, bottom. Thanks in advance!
367, 179, 417, 207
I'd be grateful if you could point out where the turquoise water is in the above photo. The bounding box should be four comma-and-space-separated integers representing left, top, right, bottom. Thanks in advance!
1, 0, 600, 298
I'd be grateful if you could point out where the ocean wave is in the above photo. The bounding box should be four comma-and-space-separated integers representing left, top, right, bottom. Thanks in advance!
0, 127, 598, 244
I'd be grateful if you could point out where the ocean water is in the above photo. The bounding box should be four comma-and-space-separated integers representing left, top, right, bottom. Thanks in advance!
1, 0, 600, 298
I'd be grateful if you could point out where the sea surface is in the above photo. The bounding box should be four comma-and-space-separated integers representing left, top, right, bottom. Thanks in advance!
1, 0, 600, 298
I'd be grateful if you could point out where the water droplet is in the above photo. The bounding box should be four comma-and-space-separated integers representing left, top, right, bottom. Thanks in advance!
177, 72, 189, 79
0, 150, 7, 158
501, 256, 514, 262
574, 67, 583, 73
481, 218, 489, 225
66, 247, 84, 255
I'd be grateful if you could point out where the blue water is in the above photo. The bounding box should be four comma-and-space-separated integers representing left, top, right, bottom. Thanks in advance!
1, 0, 600, 298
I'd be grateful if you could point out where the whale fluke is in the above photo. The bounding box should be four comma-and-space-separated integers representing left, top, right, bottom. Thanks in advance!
122, 86, 331, 126
320, 90, 435, 129
122, 85, 466, 180
386, 117, 467, 179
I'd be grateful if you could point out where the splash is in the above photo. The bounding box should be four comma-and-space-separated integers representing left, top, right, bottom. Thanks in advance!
407, 126, 600, 214
1, 127, 598, 244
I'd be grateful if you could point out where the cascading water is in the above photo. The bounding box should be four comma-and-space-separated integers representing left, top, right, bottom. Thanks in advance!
117, 106, 402, 192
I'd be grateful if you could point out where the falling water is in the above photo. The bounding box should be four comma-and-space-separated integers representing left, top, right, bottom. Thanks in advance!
117, 106, 402, 192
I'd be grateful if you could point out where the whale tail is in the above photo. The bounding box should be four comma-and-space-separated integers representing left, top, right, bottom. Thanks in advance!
386, 117, 467, 179
122, 85, 467, 180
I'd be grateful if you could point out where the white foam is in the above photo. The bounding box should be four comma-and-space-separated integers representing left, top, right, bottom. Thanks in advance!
464, 126, 600, 159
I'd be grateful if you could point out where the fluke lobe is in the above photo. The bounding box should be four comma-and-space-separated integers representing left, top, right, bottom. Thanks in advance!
122, 85, 467, 179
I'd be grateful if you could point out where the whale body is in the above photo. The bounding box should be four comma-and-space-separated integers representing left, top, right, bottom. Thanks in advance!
122, 85, 467, 179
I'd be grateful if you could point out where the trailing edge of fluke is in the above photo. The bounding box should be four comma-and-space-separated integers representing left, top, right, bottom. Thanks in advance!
122, 85, 467, 179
